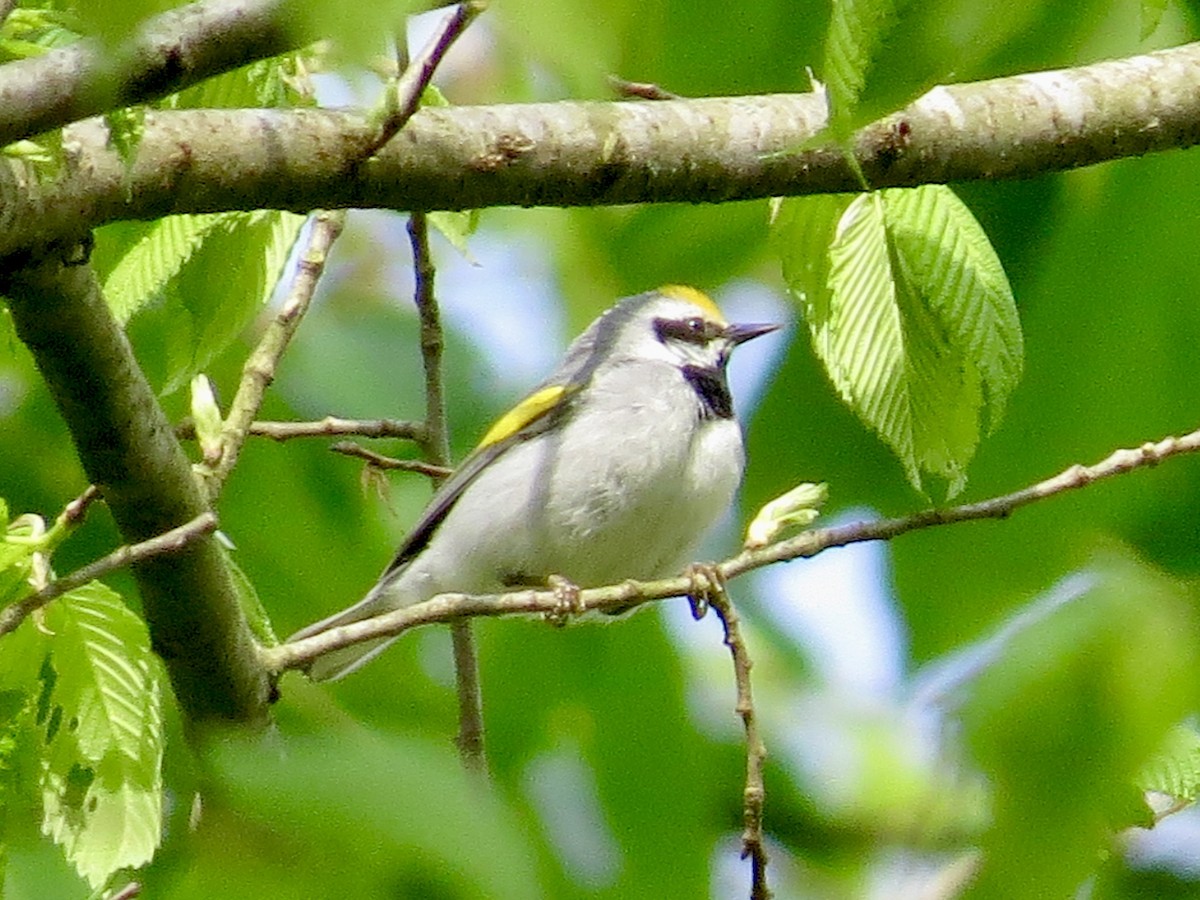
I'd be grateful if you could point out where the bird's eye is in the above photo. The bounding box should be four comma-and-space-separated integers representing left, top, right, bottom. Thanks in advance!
653, 315, 712, 345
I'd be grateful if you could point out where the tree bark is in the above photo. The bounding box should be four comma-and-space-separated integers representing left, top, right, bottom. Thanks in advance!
1, 254, 271, 728
4, 42, 1200, 259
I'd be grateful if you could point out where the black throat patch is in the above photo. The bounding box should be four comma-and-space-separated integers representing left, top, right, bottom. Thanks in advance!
681, 364, 734, 419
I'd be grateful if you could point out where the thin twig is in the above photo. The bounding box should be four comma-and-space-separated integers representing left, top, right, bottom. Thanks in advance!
363, 1, 486, 159
407, 208, 487, 775
205, 209, 346, 496
607, 75, 681, 100
252, 417, 426, 441
265, 427, 1200, 673
329, 441, 452, 478
0, 512, 218, 638
180, 417, 428, 443
702, 573, 770, 900
62, 484, 102, 526
105, 881, 142, 900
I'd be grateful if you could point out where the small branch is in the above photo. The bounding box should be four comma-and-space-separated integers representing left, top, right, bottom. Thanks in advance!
703, 575, 770, 900
408, 205, 488, 774
364, 1, 486, 158
607, 75, 680, 100
204, 209, 345, 495
329, 441, 452, 478
62, 484, 102, 527
0, 512, 217, 638
266, 427, 1200, 674
409, 212, 450, 469
179, 416, 428, 442
450, 619, 486, 775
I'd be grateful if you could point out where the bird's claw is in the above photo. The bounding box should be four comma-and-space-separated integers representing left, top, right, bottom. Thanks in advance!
685, 562, 724, 620
543, 574, 583, 627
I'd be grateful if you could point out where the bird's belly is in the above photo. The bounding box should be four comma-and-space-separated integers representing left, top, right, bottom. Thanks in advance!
533, 417, 745, 585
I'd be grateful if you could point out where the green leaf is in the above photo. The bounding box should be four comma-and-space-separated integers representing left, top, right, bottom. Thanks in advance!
103, 106, 146, 182
1139, 724, 1200, 802
120, 209, 306, 395
102, 213, 237, 324
959, 555, 1200, 897
822, 0, 902, 137
1141, 0, 1170, 39
783, 185, 1022, 496
39, 583, 163, 889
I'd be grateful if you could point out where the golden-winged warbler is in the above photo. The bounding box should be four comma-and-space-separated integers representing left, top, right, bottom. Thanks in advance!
291, 285, 779, 680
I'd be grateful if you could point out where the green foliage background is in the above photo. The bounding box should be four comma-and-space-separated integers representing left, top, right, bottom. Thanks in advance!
3, 0, 1200, 897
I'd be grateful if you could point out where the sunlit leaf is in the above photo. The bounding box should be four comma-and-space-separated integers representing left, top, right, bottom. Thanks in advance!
39, 583, 163, 889
102, 213, 237, 324
1139, 724, 1200, 802
780, 185, 1022, 496
822, 0, 901, 136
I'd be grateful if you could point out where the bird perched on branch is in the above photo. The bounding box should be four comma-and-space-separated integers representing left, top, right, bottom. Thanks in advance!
290, 285, 779, 681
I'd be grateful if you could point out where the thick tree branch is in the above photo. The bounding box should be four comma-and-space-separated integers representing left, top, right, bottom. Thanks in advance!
266, 427, 1200, 673
0, 0, 296, 147
1, 254, 270, 727
4, 41, 1200, 258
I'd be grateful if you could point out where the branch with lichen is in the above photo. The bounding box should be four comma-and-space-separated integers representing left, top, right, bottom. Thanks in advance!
266, 426, 1200, 673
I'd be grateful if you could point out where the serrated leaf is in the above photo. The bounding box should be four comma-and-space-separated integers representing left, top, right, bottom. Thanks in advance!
1139, 724, 1200, 801
102, 213, 236, 324
796, 186, 1021, 496
39, 583, 163, 889
123, 210, 306, 395
822, 0, 902, 136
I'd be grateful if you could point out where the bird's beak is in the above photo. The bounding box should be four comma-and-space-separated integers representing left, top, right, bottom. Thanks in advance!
725, 322, 782, 345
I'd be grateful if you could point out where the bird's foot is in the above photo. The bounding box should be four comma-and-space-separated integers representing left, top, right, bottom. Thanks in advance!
543, 574, 583, 627
684, 562, 725, 621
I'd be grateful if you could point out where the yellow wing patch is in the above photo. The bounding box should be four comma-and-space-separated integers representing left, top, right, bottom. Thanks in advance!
478, 384, 569, 448
658, 284, 726, 324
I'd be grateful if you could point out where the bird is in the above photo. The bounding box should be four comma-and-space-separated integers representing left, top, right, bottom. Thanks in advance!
290, 285, 779, 681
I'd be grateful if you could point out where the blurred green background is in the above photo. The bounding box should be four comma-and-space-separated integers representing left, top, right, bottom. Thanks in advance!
4, 0, 1200, 897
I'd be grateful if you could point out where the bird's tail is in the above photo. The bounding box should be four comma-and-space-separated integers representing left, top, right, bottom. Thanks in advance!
287, 586, 400, 682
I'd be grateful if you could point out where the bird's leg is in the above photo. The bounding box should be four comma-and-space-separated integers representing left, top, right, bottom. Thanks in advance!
684, 562, 724, 621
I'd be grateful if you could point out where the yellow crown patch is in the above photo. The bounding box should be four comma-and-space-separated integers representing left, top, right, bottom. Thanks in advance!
658, 285, 725, 323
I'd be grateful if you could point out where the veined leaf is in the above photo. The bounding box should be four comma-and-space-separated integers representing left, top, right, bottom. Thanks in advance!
120, 209, 306, 395
39, 583, 163, 889
781, 186, 1022, 496
884, 185, 1023, 432
822, 0, 901, 136
1139, 724, 1200, 802
103, 213, 237, 324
